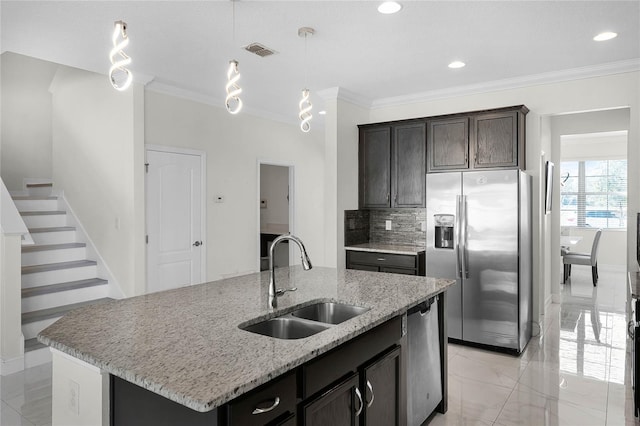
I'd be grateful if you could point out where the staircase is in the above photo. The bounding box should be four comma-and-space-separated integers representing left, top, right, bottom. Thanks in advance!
13, 183, 114, 367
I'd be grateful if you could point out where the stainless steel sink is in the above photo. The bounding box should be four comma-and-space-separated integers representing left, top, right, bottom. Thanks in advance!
290, 302, 370, 325
241, 317, 329, 339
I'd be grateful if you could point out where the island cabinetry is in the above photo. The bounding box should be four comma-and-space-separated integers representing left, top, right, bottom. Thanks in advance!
226, 371, 297, 425
359, 121, 426, 209
301, 316, 404, 426
346, 250, 425, 276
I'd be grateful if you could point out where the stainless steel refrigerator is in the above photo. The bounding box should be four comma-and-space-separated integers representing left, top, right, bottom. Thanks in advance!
426, 170, 532, 353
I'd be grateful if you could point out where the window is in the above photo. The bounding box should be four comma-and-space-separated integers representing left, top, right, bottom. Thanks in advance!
560, 160, 627, 229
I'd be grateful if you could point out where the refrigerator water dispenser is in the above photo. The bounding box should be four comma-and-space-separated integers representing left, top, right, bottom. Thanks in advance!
434, 214, 454, 249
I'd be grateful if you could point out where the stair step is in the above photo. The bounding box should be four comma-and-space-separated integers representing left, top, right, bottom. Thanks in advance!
29, 226, 76, 233
22, 278, 107, 298
26, 183, 53, 188
12, 196, 58, 200
20, 211, 65, 216
22, 298, 113, 324
22, 260, 97, 275
24, 338, 47, 352
22, 242, 86, 253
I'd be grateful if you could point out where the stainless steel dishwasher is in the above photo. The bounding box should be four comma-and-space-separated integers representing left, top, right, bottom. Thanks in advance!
407, 296, 442, 426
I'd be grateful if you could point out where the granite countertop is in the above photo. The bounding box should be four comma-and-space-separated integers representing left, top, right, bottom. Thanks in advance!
345, 242, 426, 255
38, 266, 452, 413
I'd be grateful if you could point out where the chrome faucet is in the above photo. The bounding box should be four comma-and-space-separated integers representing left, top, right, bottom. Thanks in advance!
269, 233, 312, 308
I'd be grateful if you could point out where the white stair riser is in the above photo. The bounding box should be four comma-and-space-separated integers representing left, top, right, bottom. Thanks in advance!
22, 265, 97, 288
27, 187, 53, 197
22, 284, 108, 312
21, 214, 67, 228
21, 247, 87, 267
22, 316, 61, 340
30, 230, 76, 245
13, 199, 59, 211
24, 347, 52, 369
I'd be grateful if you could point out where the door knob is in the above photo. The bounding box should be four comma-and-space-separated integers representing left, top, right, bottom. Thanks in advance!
193, 241, 203, 247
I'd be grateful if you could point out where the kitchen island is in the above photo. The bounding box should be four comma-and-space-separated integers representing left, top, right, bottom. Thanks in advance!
38, 266, 453, 425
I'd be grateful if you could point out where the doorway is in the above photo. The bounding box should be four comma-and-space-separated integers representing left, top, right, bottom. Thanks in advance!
258, 162, 294, 271
145, 145, 206, 293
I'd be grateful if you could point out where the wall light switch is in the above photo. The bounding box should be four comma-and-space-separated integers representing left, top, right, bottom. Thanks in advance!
420, 221, 426, 232
385, 220, 392, 231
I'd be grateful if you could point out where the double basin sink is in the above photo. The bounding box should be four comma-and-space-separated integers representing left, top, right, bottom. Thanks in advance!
240, 302, 370, 340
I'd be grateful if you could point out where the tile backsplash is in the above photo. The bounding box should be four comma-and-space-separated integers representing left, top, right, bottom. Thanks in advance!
344, 209, 426, 247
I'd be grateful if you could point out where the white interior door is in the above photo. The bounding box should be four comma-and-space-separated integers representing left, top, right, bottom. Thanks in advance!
146, 148, 204, 293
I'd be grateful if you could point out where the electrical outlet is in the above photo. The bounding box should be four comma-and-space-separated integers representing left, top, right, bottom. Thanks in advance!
69, 379, 80, 415
348, 218, 356, 230
421, 221, 426, 232
385, 220, 392, 231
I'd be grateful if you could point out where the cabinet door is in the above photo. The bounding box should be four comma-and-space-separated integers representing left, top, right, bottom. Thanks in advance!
473, 111, 518, 168
392, 122, 426, 207
379, 266, 416, 275
303, 373, 361, 426
362, 346, 401, 426
348, 263, 380, 272
359, 127, 391, 208
427, 118, 469, 172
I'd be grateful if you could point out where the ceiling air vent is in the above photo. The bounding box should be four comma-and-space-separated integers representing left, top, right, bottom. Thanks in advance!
244, 42, 277, 57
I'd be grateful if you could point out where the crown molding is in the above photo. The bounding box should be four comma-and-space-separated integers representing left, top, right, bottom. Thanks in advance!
146, 80, 294, 125
371, 58, 640, 109
317, 87, 372, 107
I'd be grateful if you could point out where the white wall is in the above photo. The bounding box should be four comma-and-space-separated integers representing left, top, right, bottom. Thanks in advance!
144, 90, 325, 280
0, 52, 58, 190
260, 164, 289, 228
50, 66, 145, 297
364, 71, 640, 322
321, 90, 369, 268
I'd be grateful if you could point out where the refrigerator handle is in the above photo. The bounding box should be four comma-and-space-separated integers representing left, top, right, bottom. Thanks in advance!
463, 195, 470, 278
456, 195, 463, 278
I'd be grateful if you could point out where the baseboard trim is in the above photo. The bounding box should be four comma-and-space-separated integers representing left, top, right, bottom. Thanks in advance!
0, 355, 25, 376
551, 293, 562, 304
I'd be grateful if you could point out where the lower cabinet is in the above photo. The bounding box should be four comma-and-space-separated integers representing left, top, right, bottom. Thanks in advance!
302, 373, 360, 426
346, 250, 425, 276
302, 346, 401, 426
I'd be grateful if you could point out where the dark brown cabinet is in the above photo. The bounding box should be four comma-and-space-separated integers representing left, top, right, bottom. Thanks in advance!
359, 122, 426, 208
303, 374, 360, 426
425, 105, 528, 173
359, 126, 391, 208
427, 117, 469, 172
473, 110, 522, 169
226, 372, 297, 426
362, 347, 401, 426
346, 250, 425, 276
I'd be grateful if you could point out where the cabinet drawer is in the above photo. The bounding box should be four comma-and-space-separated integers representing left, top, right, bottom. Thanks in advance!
227, 372, 297, 425
348, 251, 416, 269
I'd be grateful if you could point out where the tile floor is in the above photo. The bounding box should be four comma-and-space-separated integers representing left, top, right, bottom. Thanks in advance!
0, 264, 636, 426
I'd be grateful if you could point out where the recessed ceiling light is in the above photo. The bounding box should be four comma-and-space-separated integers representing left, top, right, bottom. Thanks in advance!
318, 110, 327, 115
448, 61, 466, 69
378, 2, 402, 14
593, 31, 617, 41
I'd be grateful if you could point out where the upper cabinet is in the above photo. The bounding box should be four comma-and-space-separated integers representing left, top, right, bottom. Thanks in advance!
426, 105, 528, 173
427, 117, 469, 171
359, 121, 426, 209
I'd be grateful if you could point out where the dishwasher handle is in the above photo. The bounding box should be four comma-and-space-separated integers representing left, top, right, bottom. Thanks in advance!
408, 297, 435, 316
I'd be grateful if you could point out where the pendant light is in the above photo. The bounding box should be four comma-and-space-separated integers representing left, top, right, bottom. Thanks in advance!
225, 1, 242, 114
298, 27, 314, 133
109, 20, 132, 91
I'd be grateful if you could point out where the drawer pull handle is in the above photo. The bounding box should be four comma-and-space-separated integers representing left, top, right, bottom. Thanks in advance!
354, 387, 363, 416
377, 258, 386, 261
366, 380, 374, 408
252, 397, 280, 415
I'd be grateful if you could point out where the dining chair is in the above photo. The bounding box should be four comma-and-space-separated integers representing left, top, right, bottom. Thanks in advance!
563, 229, 603, 286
